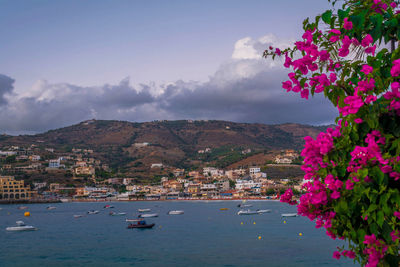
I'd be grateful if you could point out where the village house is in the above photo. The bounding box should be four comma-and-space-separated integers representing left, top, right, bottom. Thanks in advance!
0, 176, 33, 200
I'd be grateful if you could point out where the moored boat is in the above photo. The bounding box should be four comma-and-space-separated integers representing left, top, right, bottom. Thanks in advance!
138, 208, 151, 212
127, 219, 155, 229
73, 215, 83, 218
257, 209, 271, 214
87, 210, 99, 215
281, 213, 298, 217
103, 205, 114, 209
237, 204, 252, 208
18, 206, 28, 210
167, 210, 184, 215
6, 221, 38, 231
138, 213, 158, 218
237, 209, 259, 215
46, 206, 56, 210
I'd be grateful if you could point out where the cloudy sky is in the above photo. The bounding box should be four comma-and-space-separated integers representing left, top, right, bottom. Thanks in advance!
0, 0, 337, 134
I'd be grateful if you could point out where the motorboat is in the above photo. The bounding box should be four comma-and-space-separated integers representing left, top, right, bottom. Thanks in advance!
167, 210, 184, 215
109, 212, 126, 216
73, 215, 83, 218
87, 210, 99, 215
138, 208, 151, 212
127, 219, 155, 229
281, 213, 299, 217
6, 221, 38, 231
126, 218, 139, 222
46, 206, 56, 210
138, 213, 158, 218
18, 206, 28, 210
257, 209, 272, 214
237, 209, 259, 215
103, 205, 114, 209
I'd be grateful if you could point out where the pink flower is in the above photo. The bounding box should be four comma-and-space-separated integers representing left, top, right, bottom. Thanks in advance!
343, 18, 353, 30
394, 211, 400, 219
361, 34, 373, 47
319, 50, 330, 61
391, 59, 400, 77
275, 48, 281, 56
301, 89, 309, 99
361, 65, 373, 75
331, 191, 341, 199
282, 81, 292, 92
333, 251, 341, 259
345, 180, 354, 190
354, 118, 363, 124
365, 45, 376, 56
391, 2, 397, 8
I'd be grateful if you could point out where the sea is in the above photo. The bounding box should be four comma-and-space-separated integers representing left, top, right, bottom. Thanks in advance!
0, 201, 357, 267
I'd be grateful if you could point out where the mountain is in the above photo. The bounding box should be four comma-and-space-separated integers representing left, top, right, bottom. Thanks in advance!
0, 120, 329, 182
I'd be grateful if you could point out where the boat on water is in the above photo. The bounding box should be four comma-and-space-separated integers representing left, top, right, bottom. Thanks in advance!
46, 206, 56, 210
167, 210, 184, 215
87, 210, 99, 215
281, 213, 298, 217
237, 204, 252, 208
60, 198, 70, 203
6, 221, 38, 231
138, 208, 151, 212
109, 212, 126, 216
73, 215, 83, 218
257, 209, 272, 214
138, 213, 158, 218
127, 219, 155, 229
237, 209, 259, 215
18, 206, 28, 210
103, 205, 114, 209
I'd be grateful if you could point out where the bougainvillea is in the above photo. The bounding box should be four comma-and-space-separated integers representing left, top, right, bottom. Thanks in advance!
264, 0, 400, 266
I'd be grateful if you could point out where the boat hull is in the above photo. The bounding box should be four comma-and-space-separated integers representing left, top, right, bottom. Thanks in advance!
138, 213, 158, 218
167, 210, 184, 215
6, 226, 37, 231
127, 223, 155, 229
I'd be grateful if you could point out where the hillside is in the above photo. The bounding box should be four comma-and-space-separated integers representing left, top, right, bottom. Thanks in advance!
0, 120, 328, 182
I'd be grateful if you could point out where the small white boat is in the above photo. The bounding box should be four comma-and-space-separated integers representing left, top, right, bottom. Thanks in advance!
87, 210, 99, 215
168, 210, 184, 215
46, 206, 56, 210
281, 213, 298, 217
73, 215, 83, 218
103, 205, 114, 209
237, 210, 259, 215
138, 213, 158, 218
257, 209, 271, 214
126, 218, 140, 222
18, 206, 28, 210
109, 212, 126, 216
237, 204, 252, 208
138, 208, 151, 212
6, 221, 38, 231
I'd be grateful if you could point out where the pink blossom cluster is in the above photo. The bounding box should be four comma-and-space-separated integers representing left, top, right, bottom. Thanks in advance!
363, 234, 388, 267
333, 249, 356, 260
384, 81, 400, 114
279, 188, 297, 205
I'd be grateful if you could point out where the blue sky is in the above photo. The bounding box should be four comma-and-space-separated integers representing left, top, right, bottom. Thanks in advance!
0, 0, 337, 134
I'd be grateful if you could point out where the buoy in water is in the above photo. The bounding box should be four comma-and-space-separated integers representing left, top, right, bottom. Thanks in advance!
24, 211, 30, 217
240, 222, 243, 225
253, 222, 256, 225
283, 220, 286, 224
299, 233, 303, 236
258, 236, 262, 240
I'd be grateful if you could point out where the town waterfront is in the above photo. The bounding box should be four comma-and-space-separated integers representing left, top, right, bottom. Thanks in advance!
1, 201, 356, 266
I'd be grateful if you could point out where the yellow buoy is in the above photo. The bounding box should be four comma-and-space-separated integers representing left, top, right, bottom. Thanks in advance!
240, 222, 243, 225
283, 220, 286, 224
258, 236, 262, 240
299, 233, 303, 236
253, 222, 256, 225
24, 211, 30, 217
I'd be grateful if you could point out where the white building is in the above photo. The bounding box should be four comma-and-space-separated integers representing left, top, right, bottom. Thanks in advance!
235, 179, 262, 190
249, 167, 261, 175
48, 159, 61, 168
151, 163, 163, 168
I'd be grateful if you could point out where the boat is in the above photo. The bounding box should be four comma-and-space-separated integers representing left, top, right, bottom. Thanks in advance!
109, 212, 126, 216
73, 215, 83, 218
87, 210, 99, 215
127, 219, 155, 229
60, 198, 70, 203
46, 206, 56, 210
167, 210, 184, 215
138, 213, 158, 218
237, 209, 259, 215
237, 204, 252, 208
126, 218, 140, 222
281, 213, 299, 217
220, 208, 228, 211
6, 221, 38, 231
257, 209, 271, 214
18, 206, 28, 210
138, 208, 151, 212
103, 205, 114, 209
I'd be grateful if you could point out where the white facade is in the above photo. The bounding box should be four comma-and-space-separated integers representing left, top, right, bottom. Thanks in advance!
48, 159, 61, 168
151, 163, 163, 168
249, 167, 260, 175
235, 179, 261, 190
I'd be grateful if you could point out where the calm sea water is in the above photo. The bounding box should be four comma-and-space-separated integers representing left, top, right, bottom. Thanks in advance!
0, 201, 357, 267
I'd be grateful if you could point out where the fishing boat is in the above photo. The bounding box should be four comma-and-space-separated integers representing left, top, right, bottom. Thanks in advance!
138, 208, 151, 212
87, 210, 99, 215
127, 219, 155, 229
167, 210, 184, 215
103, 205, 115, 209
257, 209, 272, 214
18, 206, 28, 210
73, 215, 83, 218
220, 208, 228, 211
109, 212, 126, 216
281, 213, 298, 217
237, 210, 259, 215
138, 213, 158, 218
6, 221, 38, 231
46, 206, 56, 210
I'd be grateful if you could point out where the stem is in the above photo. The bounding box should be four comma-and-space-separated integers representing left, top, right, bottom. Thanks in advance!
391, 39, 395, 53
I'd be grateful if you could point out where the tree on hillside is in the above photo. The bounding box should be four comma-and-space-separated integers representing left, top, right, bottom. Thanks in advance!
264, 0, 400, 266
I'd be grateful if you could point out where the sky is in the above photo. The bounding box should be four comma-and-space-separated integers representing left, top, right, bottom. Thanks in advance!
0, 0, 338, 135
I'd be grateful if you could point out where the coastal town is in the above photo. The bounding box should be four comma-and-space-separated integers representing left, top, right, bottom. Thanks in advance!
0, 143, 304, 202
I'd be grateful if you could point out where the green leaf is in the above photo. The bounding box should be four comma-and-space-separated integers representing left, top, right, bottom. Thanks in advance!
376, 210, 384, 227
322, 10, 332, 24
338, 8, 350, 22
